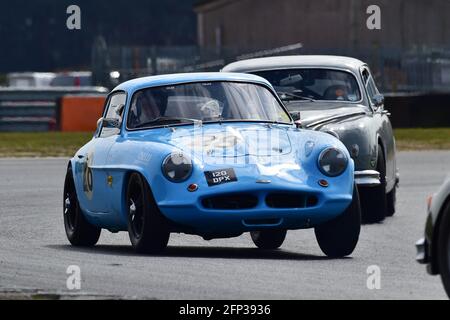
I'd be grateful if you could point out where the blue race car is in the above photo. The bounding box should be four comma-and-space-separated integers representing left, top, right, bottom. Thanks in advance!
63, 72, 361, 257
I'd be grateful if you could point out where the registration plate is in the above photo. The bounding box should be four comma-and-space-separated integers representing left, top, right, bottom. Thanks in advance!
204, 168, 237, 186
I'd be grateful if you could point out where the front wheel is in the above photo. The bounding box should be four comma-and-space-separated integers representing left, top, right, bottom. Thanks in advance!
250, 229, 287, 250
437, 201, 450, 298
126, 173, 170, 254
360, 145, 388, 223
63, 166, 101, 247
386, 184, 397, 217
315, 184, 361, 258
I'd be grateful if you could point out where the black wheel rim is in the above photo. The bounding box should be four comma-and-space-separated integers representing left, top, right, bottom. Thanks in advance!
128, 181, 145, 239
64, 179, 78, 231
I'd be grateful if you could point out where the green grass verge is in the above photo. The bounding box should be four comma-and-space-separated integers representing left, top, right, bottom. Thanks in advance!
0, 128, 448, 157
0, 132, 93, 157
394, 128, 450, 151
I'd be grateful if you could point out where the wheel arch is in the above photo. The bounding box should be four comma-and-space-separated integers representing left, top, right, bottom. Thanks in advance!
377, 135, 386, 163
120, 168, 176, 232
119, 169, 158, 222
64, 160, 76, 192
65, 159, 79, 185
376, 135, 389, 187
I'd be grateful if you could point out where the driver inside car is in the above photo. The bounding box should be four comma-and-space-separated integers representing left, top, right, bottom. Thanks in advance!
129, 92, 162, 127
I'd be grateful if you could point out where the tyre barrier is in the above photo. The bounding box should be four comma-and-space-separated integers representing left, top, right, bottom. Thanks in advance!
60, 95, 106, 132
0, 87, 108, 132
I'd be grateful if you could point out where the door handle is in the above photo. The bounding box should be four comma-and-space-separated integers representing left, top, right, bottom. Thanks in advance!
77, 154, 85, 159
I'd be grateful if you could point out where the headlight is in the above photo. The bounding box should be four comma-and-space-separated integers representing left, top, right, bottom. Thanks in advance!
162, 152, 193, 182
318, 147, 348, 177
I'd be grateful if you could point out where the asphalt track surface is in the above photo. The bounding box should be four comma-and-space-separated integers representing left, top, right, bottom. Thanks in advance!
0, 151, 449, 299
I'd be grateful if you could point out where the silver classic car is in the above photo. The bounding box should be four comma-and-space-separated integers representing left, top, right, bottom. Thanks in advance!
223, 56, 399, 223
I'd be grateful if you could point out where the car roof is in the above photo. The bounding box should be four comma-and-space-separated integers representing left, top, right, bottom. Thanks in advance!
113, 72, 273, 93
222, 55, 366, 74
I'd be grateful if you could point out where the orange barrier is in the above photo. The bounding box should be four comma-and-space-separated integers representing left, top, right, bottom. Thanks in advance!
60, 96, 106, 132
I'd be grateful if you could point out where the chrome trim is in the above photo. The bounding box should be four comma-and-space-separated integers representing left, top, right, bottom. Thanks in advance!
306, 111, 366, 129
354, 170, 380, 186
415, 238, 428, 264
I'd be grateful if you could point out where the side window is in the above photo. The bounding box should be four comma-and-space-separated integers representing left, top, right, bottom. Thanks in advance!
100, 92, 126, 138
362, 68, 380, 107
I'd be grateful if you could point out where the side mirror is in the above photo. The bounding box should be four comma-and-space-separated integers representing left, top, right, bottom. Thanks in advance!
94, 117, 104, 137
290, 111, 301, 121
102, 118, 121, 128
96, 117, 103, 130
290, 111, 302, 128
373, 94, 385, 109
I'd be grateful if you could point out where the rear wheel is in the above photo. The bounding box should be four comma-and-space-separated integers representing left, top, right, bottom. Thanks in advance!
250, 230, 287, 250
63, 166, 101, 246
126, 173, 170, 254
315, 184, 361, 258
360, 145, 387, 223
437, 201, 450, 298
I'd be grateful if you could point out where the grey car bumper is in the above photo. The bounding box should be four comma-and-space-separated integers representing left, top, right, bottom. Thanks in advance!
355, 170, 380, 187
415, 237, 428, 264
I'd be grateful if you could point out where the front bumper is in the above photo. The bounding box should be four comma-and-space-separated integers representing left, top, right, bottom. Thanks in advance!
157, 180, 353, 236
354, 170, 380, 187
415, 237, 428, 264
416, 237, 436, 275
416, 210, 438, 275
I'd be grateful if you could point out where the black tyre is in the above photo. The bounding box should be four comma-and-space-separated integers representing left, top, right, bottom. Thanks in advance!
315, 184, 361, 258
63, 166, 101, 246
386, 184, 397, 217
360, 145, 388, 223
250, 229, 287, 250
126, 173, 170, 254
437, 201, 450, 298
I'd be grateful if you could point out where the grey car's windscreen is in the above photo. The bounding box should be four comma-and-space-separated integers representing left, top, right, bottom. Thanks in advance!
127, 81, 291, 129
252, 69, 361, 103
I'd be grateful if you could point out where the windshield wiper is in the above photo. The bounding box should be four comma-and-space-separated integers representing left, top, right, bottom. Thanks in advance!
277, 91, 316, 102
134, 116, 202, 128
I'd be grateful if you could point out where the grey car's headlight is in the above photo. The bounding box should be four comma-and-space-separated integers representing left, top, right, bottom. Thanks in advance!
162, 152, 193, 182
318, 147, 348, 177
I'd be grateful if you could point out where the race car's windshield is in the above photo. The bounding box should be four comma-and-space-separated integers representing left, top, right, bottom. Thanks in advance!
252, 69, 361, 103
127, 81, 291, 129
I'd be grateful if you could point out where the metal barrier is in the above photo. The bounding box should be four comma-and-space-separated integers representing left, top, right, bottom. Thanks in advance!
0, 86, 448, 132
0, 87, 108, 132
386, 92, 450, 128
104, 45, 450, 94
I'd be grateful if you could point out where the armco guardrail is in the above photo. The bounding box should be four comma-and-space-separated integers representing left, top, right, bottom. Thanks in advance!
0, 88, 448, 132
0, 87, 108, 132
385, 92, 450, 128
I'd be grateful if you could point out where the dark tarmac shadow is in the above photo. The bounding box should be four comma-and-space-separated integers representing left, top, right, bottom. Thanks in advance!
46, 244, 350, 261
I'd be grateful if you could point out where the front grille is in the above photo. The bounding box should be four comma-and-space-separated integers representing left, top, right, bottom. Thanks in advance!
243, 218, 282, 226
202, 194, 258, 210
265, 193, 318, 208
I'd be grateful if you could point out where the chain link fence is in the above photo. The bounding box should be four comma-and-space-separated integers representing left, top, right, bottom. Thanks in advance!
93, 40, 450, 93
